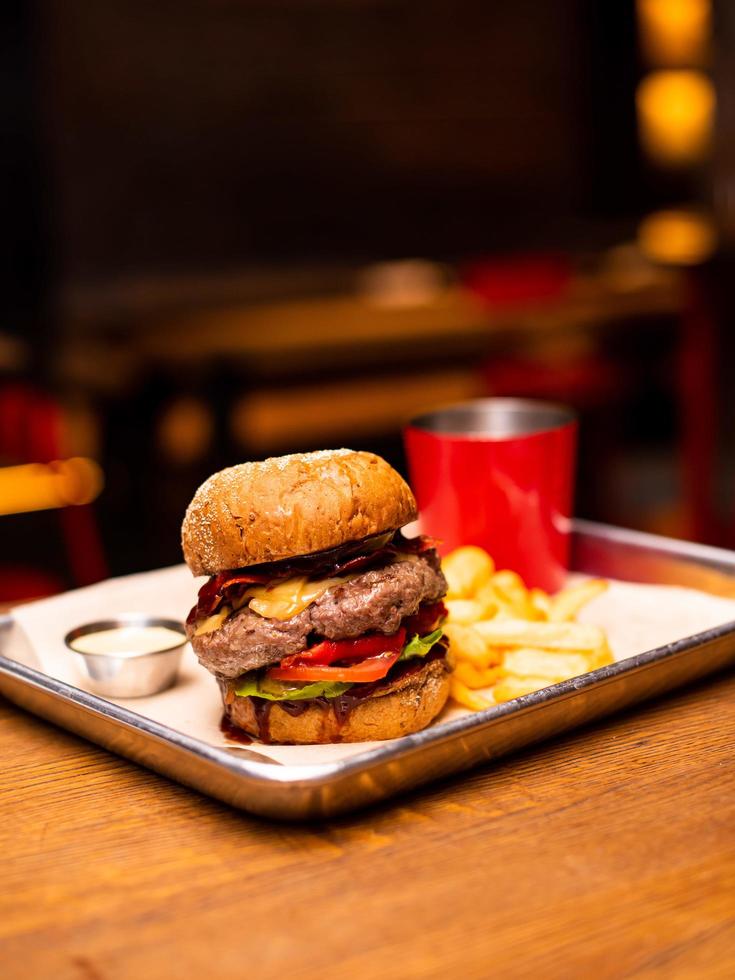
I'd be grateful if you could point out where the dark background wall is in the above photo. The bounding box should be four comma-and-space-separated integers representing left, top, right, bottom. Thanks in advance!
34, 0, 638, 283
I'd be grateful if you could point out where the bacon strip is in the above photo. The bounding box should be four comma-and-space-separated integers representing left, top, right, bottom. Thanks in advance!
186, 570, 271, 624
187, 532, 436, 624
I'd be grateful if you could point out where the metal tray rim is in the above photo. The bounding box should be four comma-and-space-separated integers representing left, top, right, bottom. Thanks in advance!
3, 542, 735, 788
572, 517, 735, 567
3, 519, 735, 816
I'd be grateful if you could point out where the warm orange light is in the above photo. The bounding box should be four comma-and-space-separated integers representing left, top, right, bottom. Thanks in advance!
0, 458, 104, 517
637, 0, 710, 67
638, 209, 716, 265
636, 69, 714, 166
157, 397, 213, 465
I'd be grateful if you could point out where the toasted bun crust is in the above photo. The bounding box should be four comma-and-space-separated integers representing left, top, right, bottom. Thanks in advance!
182, 449, 417, 575
223, 658, 450, 744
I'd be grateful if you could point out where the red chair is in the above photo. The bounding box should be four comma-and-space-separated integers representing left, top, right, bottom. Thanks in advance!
0, 384, 108, 600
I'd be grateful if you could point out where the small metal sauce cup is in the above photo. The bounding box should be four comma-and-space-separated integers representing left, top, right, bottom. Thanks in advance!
64, 615, 187, 698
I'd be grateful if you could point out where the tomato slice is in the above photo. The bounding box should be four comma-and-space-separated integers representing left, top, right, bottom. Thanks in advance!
280, 627, 406, 669
267, 650, 401, 683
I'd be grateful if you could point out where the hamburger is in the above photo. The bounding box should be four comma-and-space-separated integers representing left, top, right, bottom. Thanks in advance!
182, 449, 450, 743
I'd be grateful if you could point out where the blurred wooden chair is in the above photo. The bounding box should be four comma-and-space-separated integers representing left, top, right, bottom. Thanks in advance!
0, 383, 108, 601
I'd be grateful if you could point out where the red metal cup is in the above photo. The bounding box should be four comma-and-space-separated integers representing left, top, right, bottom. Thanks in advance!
404, 398, 577, 592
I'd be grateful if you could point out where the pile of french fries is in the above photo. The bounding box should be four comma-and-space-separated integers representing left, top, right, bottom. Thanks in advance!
441, 546, 612, 711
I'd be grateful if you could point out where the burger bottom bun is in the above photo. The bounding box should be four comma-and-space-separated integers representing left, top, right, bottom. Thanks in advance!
222, 656, 450, 744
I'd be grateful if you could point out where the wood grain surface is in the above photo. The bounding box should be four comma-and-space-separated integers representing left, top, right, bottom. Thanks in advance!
2, 670, 734, 980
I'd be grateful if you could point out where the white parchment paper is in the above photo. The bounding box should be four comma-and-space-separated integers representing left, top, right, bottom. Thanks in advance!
8, 564, 735, 766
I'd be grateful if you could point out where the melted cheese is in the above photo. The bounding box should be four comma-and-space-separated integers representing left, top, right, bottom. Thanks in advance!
394, 551, 420, 564
194, 605, 232, 635
195, 552, 420, 630
246, 573, 359, 621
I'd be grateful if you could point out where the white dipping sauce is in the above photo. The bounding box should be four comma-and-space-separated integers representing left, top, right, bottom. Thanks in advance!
69, 626, 185, 657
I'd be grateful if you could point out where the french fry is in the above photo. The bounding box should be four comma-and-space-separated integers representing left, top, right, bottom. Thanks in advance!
479, 666, 503, 687
491, 570, 528, 604
473, 618, 606, 653
473, 581, 499, 618
441, 544, 612, 712
549, 579, 608, 622
444, 599, 487, 626
452, 662, 485, 689
453, 661, 504, 689
442, 623, 500, 669
501, 648, 595, 681
530, 588, 552, 620
491, 606, 521, 621
479, 586, 521, 620
442, 546, 495, 599
491, 676, 551, 703
588, 637, 615, 670
450, 678, 492, 711
452, 661, 485, 688
491, 570, 537, 619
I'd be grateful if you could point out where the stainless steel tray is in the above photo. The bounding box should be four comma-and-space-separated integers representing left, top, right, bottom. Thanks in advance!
2, 520, 735, 821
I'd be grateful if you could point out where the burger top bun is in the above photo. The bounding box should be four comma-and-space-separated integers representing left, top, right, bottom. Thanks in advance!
181, 449, 418, 576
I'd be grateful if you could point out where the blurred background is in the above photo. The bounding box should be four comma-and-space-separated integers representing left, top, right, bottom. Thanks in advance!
2, 0, 734, 599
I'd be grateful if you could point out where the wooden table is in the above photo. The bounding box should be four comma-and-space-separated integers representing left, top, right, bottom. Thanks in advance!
2, 671, 734, 979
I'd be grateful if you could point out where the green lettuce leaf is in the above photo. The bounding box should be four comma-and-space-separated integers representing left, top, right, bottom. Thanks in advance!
233, 675, 353, 701
398, 627, 444, 662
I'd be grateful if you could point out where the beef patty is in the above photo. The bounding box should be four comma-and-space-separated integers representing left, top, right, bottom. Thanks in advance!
189, 553, 446, 678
